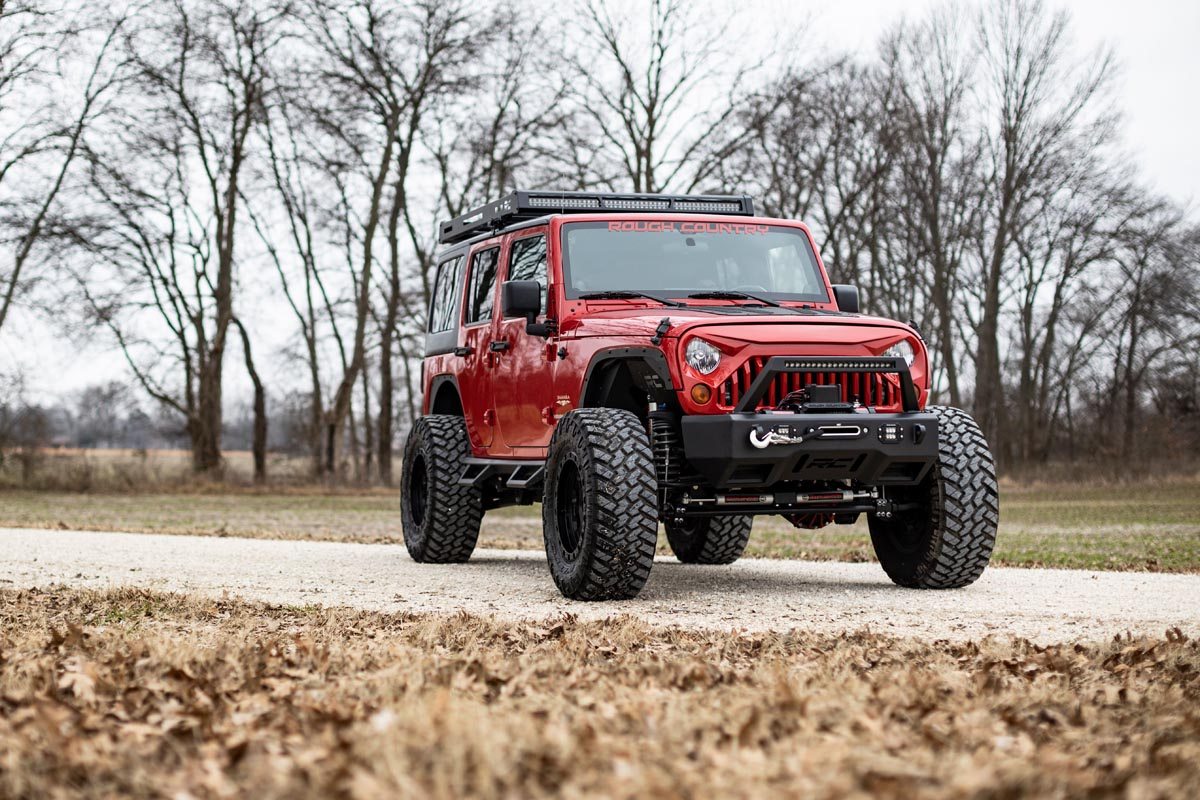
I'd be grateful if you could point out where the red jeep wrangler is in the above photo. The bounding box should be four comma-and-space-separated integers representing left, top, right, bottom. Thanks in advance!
402, 191, 998, 600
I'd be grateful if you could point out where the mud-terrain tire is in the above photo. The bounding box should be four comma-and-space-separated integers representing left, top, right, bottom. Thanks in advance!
401, 415, 483, 563
666, 516, 753, 564
542, 408, 658, 600
868, 405, 998, 588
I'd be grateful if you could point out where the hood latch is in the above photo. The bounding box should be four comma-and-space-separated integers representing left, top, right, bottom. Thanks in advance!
650, 317, 671, 346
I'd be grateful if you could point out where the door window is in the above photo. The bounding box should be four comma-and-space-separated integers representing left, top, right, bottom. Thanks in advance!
465, 246, 501, 324
507, 234, 548, 314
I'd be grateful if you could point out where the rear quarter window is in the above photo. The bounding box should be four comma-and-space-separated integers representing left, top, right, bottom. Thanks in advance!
428, 255, 464, 333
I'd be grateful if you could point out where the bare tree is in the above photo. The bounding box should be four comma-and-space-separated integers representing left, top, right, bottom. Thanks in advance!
295, 0, 488, 480
252, 63, 336, 475
971, 0, 1117, 455
562, 0, 768, 193
1106, 203, 1199, 459
70, 0, 276, 474
0, 2, 124, 338
877, 10, 986, 407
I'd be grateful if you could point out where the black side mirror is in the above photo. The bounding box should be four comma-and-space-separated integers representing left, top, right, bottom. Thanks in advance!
502, 279, 549, 334
831, 284, 860, 314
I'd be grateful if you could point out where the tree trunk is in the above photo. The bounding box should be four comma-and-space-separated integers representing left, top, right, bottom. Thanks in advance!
236, 319, 267, 484
360, 361, 374, 484
377, 338, 395, 485
974, 199, 1011, 458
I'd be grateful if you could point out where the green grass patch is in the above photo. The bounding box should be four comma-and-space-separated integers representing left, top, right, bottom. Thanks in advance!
1, 479, 1197, 573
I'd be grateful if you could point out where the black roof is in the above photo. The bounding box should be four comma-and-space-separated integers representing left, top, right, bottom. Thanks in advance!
437, 190, 756, 245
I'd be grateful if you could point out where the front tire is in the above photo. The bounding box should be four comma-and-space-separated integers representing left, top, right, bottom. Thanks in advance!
868, 405, 999, 588
401, 415, 483, 563
542, 408, 658, 600
666, 515, 752, 564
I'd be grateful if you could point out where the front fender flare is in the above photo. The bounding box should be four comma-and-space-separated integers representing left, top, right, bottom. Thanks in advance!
580, 347, 677, 408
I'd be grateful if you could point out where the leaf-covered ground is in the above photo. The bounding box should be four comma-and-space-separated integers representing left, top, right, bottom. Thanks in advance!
1, 588, 1197, 799
2, 477, 1198, 572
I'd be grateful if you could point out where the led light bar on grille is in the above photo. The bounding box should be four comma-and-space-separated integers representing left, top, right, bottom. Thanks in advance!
781, 360, 894, 370
438, 190, 756, 244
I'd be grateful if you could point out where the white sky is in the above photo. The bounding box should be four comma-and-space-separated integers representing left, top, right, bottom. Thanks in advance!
797, 0, 1199, 205
7, 0, 1198, 404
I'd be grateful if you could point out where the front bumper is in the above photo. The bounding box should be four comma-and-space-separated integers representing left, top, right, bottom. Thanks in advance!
680, 411, 938, 488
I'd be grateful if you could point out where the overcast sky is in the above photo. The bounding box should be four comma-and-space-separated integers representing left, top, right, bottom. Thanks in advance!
800, 0, 1199, 205
9, 0, 1198, 404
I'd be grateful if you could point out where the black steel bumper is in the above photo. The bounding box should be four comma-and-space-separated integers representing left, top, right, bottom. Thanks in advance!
680, 354, 937, 489
680, 410, 939, 488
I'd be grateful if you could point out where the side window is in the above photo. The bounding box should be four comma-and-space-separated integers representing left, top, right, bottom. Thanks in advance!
428, 255, 463, 333
508, 234, 548, 313
466, 246, 501, 324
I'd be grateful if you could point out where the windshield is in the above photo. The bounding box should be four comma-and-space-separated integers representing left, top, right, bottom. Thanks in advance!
561, 221, 829, 302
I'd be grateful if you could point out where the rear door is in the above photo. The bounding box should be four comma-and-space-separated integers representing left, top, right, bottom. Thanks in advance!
458, 244, 503, 448
492, 229, 555, 452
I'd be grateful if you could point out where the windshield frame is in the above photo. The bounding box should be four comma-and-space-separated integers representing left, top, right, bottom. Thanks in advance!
558, 218, 832, 305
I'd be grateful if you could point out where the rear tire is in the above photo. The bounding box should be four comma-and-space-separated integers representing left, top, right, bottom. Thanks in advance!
868, 405, 998, 588
401, 415, 483, 563
666, 515, 752, 564
542, 408, 658, 600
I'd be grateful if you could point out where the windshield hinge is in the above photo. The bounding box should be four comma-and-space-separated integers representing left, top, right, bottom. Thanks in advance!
650, 317, 671, 346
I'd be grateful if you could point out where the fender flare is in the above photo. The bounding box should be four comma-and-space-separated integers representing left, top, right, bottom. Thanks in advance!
580, 347, 677, 408
427, 374, 464, 415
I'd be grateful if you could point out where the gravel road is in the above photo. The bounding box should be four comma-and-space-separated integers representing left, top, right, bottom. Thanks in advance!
3, 527, 1198, 642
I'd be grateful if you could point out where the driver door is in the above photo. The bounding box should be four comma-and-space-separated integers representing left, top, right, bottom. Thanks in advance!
491, 230, 555, 453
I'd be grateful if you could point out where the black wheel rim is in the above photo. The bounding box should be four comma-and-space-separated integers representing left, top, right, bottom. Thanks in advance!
556, 460, 585, 558
409, 453, 429, 526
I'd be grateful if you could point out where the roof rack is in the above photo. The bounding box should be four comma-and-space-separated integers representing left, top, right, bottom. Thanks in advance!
438, 190, 756, 245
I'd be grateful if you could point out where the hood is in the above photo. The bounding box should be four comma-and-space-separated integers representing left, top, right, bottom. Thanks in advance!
562, 305, 917, 347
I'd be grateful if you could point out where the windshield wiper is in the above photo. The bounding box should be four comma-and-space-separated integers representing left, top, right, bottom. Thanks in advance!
578, 290, 685, 307
686, 290, 784, 308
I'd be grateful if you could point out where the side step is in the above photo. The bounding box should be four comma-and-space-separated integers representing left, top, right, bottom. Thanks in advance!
458, 457, 545, 490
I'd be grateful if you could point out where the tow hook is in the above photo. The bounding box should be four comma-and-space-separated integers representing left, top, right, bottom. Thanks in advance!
750, 424, 809, 449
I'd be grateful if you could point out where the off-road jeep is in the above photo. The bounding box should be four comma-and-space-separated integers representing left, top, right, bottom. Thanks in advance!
402, 191, 999, 600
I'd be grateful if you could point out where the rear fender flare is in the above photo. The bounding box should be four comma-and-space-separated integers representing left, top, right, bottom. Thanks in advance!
427, 374, 464, 416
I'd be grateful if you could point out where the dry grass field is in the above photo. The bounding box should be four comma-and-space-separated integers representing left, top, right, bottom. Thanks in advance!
2, 475, 1198, 572
1, 587, 1197, 799
4, 454, 1199, 798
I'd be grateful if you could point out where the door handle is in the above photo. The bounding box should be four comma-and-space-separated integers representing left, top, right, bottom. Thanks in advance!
489, 340, 509, 352
453, 346, 473, 357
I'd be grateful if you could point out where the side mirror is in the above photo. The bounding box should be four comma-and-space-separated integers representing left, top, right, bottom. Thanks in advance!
831, 284, 860, 314
502, 279, 547, 334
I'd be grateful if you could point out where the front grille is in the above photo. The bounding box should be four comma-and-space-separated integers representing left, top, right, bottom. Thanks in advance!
718, 356, 900, 411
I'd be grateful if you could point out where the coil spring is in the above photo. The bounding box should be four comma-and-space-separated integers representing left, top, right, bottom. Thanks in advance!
649, 414, 685, 487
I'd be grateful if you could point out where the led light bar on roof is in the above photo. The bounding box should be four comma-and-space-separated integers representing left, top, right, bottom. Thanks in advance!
527, 195, 600, 209
438, 190, 756, 245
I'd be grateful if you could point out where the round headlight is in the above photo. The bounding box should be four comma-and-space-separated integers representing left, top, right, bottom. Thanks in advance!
885, 340, 916, 366
685, 338, 721, 375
